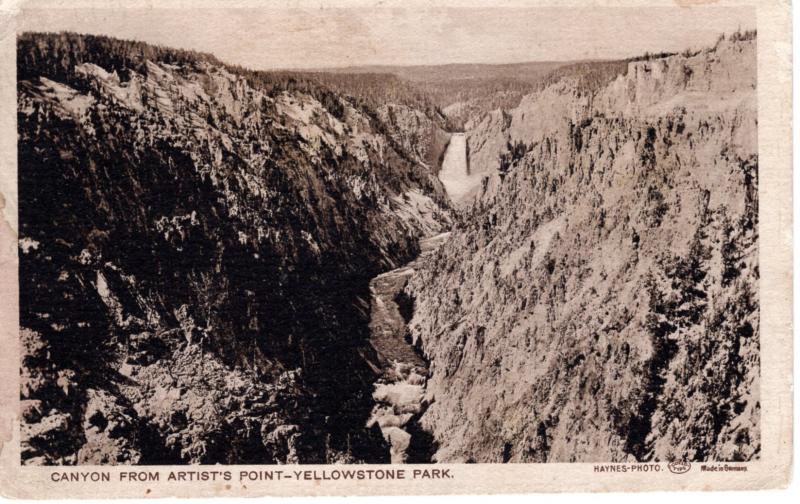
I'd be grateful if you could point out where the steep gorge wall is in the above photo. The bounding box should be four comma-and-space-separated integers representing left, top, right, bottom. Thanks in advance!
376, 103, 452, 175
406, 38, 759, 462
17, 33, 452, 465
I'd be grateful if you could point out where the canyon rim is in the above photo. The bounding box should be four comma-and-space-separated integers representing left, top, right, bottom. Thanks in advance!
0, 0, 794, 497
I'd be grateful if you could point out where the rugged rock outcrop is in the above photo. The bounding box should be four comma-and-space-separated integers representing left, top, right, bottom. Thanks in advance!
406, 36, 759, 462
17, 32, 453, 464
376, 103, 451, 174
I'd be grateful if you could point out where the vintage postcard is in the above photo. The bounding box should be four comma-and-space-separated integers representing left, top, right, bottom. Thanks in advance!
0, 0, 792, 497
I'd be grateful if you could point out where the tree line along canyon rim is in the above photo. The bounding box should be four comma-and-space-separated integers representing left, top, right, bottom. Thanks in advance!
16, 24, 759, 467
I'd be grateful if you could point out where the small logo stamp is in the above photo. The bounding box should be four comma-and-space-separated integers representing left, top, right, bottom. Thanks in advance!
668, 461, 692, 474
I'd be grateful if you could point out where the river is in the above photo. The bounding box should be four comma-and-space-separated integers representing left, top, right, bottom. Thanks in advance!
364, 132, 469, 463
365, 232, 449, 463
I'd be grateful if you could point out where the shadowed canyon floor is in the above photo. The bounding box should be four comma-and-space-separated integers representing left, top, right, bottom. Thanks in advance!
366, 232, 451, 463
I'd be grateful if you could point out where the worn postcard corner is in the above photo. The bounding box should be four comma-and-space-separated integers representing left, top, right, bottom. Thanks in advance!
0, 0, 793, 498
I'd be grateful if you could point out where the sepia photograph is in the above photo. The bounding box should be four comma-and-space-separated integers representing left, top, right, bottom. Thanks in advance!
0, 0, 793, 497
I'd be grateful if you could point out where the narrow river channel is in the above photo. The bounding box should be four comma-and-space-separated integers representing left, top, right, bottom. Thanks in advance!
365, 133, 468, 463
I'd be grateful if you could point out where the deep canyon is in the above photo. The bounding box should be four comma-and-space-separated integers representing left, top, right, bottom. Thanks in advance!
18, 31, 759, 465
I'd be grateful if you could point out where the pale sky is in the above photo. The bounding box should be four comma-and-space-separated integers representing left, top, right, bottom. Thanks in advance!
18, 6, 756, 70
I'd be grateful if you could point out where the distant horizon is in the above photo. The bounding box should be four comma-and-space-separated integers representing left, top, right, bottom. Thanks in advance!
292, 60, 581, 72
16, 29, 750, 75
19, 7, 755, 71
14, 30, 609, 71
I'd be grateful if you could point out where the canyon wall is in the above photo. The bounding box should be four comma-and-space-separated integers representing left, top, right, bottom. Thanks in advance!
17, 33, 452, 465
406, 37, 759, 463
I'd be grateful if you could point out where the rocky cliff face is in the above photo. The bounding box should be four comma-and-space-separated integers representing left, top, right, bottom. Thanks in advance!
406, 37, 759, 462
17, 33, 452, 465
376, 104, 451, 172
